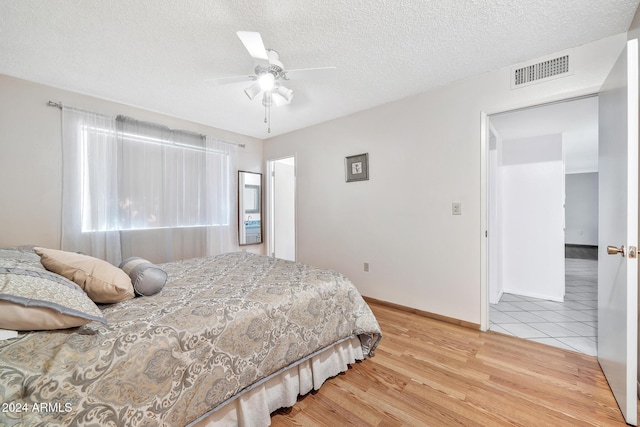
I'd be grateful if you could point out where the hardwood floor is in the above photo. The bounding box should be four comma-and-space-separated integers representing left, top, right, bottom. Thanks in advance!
271, 301, 627, 426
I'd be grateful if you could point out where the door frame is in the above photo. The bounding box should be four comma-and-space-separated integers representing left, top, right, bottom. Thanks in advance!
480, 94, 599, 331
265, 155, 297, 260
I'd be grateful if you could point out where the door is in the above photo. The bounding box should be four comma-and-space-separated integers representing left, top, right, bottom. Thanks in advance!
267, 157, 296, 261
598, 38, 638, 426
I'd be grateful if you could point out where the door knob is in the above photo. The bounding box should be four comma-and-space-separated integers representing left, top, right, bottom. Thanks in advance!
607, 245, 625, 256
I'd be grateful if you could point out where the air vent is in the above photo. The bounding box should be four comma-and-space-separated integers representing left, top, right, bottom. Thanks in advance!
511, 53, 572, 89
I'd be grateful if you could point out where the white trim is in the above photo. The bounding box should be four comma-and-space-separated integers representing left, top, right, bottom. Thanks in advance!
480, 111, 489, 332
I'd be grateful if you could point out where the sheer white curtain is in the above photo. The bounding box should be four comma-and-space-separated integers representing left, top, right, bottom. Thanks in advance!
61, 107, 122, 264
61, 109, 239, 264
115, 116, 211, 230
205, 136, 239, 256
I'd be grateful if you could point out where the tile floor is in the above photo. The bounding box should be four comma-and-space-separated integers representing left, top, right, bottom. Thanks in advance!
489, 257, 598, 356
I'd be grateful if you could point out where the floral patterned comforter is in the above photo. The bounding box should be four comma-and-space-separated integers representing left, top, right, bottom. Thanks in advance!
0, 252, 381, 426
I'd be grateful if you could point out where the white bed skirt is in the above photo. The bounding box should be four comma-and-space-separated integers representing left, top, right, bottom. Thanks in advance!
191, 336, 364, 427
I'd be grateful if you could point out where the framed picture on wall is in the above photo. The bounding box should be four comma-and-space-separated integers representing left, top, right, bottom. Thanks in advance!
345, 153, 369, 182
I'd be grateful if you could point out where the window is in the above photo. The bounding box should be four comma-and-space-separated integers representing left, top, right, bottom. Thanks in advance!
79, 116, 232, 232
61, 107, 239, 263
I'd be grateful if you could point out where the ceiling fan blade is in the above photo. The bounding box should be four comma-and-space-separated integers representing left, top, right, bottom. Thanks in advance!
236, 31, 269, 61
284, 66, 336, 80
205, 75, 253, 86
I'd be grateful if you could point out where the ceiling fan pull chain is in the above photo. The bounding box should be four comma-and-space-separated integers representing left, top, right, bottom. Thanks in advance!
268, 97, 271, 133
262, 90, 271, 133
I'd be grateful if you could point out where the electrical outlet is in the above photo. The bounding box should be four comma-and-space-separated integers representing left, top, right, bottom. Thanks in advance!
364, 262, 369, 272
452, 202, 462, 215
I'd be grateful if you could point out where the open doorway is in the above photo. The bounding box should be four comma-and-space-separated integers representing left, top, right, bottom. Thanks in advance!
486, 96, 599, 356
266, 156, 296, 261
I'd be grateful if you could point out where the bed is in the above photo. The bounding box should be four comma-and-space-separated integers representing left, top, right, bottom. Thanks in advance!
0, 249, 382, 426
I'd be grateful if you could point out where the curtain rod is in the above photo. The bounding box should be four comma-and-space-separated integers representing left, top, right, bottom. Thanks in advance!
47, 101, 246, 148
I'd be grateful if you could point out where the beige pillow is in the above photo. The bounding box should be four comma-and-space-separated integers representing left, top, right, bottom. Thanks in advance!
34, 247, 134, 303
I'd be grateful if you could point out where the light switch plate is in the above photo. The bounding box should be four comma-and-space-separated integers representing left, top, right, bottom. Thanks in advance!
452, 202, 462, 215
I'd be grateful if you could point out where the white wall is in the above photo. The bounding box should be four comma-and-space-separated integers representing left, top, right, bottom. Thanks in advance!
565, 172, 599, 245
500, 135, 565, 301
0, 74, 264, 258
264, 33, 626, 324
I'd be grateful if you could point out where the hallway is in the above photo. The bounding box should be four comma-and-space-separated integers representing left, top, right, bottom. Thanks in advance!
489, 257, 597, 356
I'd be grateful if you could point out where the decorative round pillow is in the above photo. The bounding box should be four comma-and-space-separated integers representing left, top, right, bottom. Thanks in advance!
119, 257, 168, 297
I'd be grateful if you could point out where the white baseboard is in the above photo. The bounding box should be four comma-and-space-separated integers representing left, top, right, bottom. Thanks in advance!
502, 288, 564, 302
489, 290, 504, 305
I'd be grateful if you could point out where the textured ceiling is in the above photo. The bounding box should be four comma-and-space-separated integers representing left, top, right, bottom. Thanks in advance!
0, 0, 638, 139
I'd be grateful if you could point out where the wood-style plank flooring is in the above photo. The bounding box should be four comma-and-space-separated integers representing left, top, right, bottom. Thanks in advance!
271, 301, 628, 426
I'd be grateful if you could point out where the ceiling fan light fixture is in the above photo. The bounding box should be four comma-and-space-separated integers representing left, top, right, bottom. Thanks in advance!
275, 85, 294, 103
258, 73, 275, 91
272, 92, 288, 107
244, 82, 261, 100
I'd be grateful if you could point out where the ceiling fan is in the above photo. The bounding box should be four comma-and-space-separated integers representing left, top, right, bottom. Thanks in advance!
213, 31, 335, 133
